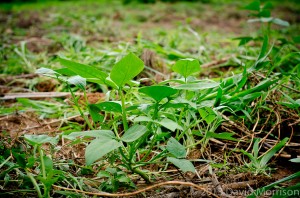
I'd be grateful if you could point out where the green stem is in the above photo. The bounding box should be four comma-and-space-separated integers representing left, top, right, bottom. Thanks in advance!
119, 89, 128, 131
38, 146, 46, 180
38, 146, 50, 197
68, 86, 94, 130
132, 167, 151, 183
26, 169, 43, 198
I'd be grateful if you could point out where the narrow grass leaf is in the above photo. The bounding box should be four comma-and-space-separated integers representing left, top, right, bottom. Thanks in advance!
206, 132, 238, 141
247, 171, 300, 198
259, 137, 289, 167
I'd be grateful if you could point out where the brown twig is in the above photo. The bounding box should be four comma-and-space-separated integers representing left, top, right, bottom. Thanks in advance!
0, 92, 84, 100
53, 181, 220, 197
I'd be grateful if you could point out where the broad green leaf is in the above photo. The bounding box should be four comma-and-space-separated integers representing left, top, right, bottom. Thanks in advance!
36, 67, 57, 76
121, 124, 148, 142
88, 104, 104, 123
259, 9, 270, 17
63, 130, 114, 140
24, 134, 58, 146
97, 171, 110, 178
110, 53, 144, 88
166, 137, 186, 158
263, 2, 273, 10
55, 68, 76, 76
134, 116, 182, 131
67, 75, 86, 90
134, 116, 153, 122
139, 86, 177, 102
244, 1, 260, 11
59, 58, 108, 84
93, 101, 122, 113
174, 81, 219, 90
272, 18, 289, 27
199, 107, 216, 124
167, 157, 195, 173
290, 158, 300, 163
86, 138, 122, 165
43, 156, 53, 172
158, 118, 183, 131
172, 59, 200, 78
171, 97, 197, 109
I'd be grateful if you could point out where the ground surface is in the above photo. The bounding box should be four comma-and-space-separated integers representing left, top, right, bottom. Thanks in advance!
1, 0, 300, 197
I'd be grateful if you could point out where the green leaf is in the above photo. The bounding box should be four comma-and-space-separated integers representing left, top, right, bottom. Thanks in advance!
167, 157, 195, 173
174, 81, 219, 90
63, 130, 115, 140
36, 67, 58, 77
24, 134, 58, 146
198, 107, 216, 124
86, 138, 122, 166
206, 132, 238, 141
121, 125, 148, 142
273, 183, 300, 198
259, 137, 289, 167
172, 59, 200, 78
263, 2, 273, 10
88, 104, 104, 123
233, 36, 253, 46
67, 75, 86, 90
59, 58, 108, 84
166, 137, 186, 158
139, 86, 177, 102
97, 170, 110, 178
110, 53, 144, 88
247, 171, 300, 198
134, 116, 182, 131
43, 156, 53, 172
93, 101, 122, 113
272, 18, 289, 27
290, 158, 300, 163
244, 1, 260, 11
54, 68, 76, 76
158, 118, 183, 131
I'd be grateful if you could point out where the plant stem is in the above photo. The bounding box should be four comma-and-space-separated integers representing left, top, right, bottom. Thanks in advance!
132, 167, 151, 183
119, 89, 128, 131
68, 86, 94, 130
26, 169, 43, 198
38, 146, 50, 197
38, 146, 46, 180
